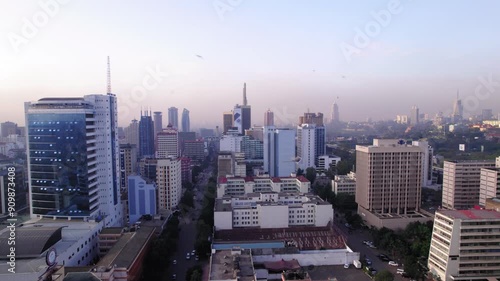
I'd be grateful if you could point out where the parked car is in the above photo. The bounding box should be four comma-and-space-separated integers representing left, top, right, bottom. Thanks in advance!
172, 259, 177, 265
344, 263, 349, 269
365, 258, 372, 265
172, 274, 177, 280
388, 261, 399, 267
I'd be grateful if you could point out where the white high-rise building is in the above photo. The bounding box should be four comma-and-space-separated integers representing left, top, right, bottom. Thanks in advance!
479, 167, 500, 206
156, 157, 181, 211
156, 125, 179, 158
219, 131, 243, 153
442, 160, 496, 210
25, 94, 123, 227
428, 209, 500, 281
263, 126, 296, 177
297, 124, 316, 170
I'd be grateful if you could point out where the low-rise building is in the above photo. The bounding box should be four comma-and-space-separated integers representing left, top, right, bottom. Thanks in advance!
214, 192, 333, 230
317, 155, 341, 173
217, 176, 310, 198
331, 172, 356, 195
428, 209, 500, 281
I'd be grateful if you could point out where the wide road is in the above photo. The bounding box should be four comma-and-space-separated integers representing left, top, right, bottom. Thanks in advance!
164, 166, 212, 281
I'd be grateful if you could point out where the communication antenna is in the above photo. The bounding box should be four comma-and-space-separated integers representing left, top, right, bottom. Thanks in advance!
107, 56, 112, 94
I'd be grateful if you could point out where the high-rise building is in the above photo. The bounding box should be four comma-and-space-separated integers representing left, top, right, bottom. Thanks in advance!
442, 160, 496, 210
25, 95, 123, 227
299, 112, 324, 126
428, 209, 500, 281
220, 131, 243, 153
168, 107, 178, 129
233, 83, 251, 134
181, 108, 190, 132
241, 135, 263, 160
331, 101, 339, 123
183, 140, 205, 162
396, 115, 409, 124
297, 112, 325, 168
124, 118, 139, 149
356, 139, 429, 229
178, 131, 196, 156
297, 124, 317, 170
479, 167, 500, 206
139, 158, 157, 182
223, 111, 233, 134
264, 109, 274, 126
156, 125, 179, 158
156, 157, 181, 211
245, 127, 264, 142
410, 105, 419, 125
119, 144, 137, 192
452, 91, 463, 123
128, 175, 156, 224
263, 127, 296, 177
153, 111, 163, 138
1, 121, 18, 137
139, 111, 155, 158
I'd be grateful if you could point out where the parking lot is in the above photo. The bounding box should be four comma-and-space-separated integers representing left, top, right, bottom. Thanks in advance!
307, 265, 372, 281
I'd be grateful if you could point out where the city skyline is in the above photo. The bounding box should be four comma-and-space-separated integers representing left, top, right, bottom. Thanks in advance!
2, 1, 500, 127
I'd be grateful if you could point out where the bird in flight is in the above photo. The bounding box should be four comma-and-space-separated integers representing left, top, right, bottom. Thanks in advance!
196, 55, 203, 59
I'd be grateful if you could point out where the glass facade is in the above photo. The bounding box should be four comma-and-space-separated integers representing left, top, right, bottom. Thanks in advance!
27, 113, 96, 216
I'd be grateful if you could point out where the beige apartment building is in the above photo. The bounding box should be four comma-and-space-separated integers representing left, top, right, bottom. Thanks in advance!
479, 167, 500, 206
442, 160, 496, 210
428, 209, 500, 281
156, 157, 181, 211
355, 139, 431, 229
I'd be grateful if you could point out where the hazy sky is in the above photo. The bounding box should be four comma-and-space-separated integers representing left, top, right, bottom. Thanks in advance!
1, 0, 500, 128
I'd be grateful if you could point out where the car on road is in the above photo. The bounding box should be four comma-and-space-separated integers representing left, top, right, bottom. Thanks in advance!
173, 259, 177, 265
195, 255, 199, 261
365, 258, 372, 265
343, 263, 349, 269
172, 274, 177, 280
186, 253, 191, 260
192, 250, 196, 256
388, 261, 399, 266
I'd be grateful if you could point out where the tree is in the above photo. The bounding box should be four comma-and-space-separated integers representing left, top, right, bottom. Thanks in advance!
305, 167, 316, 183
296, 168, 304, 176
374, 270, 394, 281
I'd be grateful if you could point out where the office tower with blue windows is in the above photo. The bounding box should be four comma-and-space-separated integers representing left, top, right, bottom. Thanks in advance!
139, 111, 155, 158
25, 94, 123, 227
181, 108, 190, 132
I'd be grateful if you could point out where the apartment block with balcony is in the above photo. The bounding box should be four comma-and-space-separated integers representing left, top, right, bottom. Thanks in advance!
428, 209, 500, 281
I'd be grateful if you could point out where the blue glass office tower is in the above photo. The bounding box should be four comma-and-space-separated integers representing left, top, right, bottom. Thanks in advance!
139, 111, 155, 158
25, 95, 123, 227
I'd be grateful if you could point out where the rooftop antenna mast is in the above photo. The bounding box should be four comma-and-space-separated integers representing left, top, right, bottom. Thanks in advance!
107, 56, 112, 94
